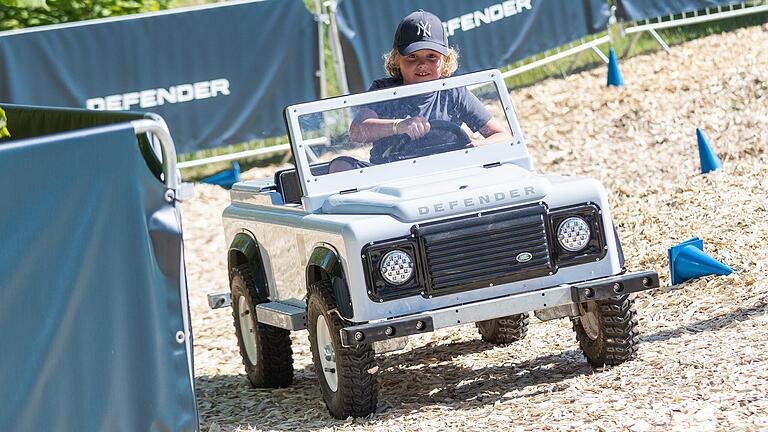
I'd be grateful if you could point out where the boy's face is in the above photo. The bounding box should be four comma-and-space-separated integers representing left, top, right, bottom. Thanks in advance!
399, 50, 445, 84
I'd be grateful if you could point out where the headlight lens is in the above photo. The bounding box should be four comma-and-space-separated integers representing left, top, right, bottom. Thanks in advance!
379, 250, 414, 285
557, 217, 591, 252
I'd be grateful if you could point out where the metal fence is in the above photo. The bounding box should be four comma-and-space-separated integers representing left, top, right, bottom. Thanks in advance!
619, 1, 768, 55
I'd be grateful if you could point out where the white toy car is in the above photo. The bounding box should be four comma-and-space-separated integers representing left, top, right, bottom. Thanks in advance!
209, 70, 660, 419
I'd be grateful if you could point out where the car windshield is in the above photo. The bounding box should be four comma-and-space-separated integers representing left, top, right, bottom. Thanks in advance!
296, 80, 513, 176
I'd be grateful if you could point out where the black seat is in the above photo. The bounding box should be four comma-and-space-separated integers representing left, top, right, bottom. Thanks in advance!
274, 168, 302, 205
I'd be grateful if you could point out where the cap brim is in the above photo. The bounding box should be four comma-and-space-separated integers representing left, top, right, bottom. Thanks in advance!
398, 41, 448, 56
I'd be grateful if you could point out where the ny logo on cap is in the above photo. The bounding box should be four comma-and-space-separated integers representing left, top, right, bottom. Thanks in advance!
416, 20, 432, 37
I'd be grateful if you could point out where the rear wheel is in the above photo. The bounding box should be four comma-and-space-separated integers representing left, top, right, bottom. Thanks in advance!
230, 264, 293, 388
571, 295, 639, 367
307, 281, 378, 419
476, 313, 529, 345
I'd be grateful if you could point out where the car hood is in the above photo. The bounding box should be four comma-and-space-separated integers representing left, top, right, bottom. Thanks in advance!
321, 164, 550, 222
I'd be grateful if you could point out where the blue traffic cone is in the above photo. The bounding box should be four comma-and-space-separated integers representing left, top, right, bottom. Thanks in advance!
668, 237, 733, 285
201, 161, 241, 189
607, 48, 624, 87
696, 128, 723, 174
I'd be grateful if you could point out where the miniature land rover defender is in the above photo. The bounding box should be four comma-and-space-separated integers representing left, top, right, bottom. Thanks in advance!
210, 70, 661, 419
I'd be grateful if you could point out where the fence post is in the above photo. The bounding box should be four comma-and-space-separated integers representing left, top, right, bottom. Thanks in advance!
314, 0, 328, 98
325, 0, 350, 95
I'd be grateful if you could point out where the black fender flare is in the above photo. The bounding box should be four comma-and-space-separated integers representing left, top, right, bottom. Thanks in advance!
307, 245, 354, 320
228, 231, 270, 299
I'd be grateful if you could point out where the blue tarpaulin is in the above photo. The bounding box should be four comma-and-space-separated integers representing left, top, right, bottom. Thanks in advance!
335, 0, 610, 93
0, 104, 198, 431
0, 0, 318, 154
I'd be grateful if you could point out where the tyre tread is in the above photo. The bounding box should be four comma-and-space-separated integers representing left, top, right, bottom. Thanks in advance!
308, 280, 378, 419
231, 265, 293, 388
572, 295, 639, 368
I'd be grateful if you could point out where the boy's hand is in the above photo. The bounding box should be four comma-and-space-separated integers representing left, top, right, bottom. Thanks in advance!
396, 116, 430, 140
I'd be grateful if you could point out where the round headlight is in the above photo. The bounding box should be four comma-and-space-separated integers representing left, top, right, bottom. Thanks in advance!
379, 250, 414, 285
557, 217, 591, 252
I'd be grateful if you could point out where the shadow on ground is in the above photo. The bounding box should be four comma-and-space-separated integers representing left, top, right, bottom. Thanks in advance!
196, 299, 767, 431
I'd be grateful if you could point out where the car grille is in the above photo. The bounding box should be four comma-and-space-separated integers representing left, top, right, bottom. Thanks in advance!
413, 204, 554, 295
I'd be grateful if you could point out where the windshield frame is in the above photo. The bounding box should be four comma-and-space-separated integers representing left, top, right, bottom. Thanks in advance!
285, 69, 531, 208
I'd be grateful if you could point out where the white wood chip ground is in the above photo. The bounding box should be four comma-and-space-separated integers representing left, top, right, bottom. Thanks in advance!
183, 25, 768, 431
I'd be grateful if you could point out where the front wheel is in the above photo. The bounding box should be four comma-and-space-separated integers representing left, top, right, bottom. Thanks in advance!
307, 281, 378, 419
571, 295, 639, 368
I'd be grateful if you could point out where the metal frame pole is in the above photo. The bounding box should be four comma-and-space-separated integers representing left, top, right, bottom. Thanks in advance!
325, 0, 350, 95
621, 32, 642, 58
591, 46, 609, 63
132, 118, 178, 190
647, 28, 671, 53
314, 0, 328, 98
501, 36, 611, 79
177, 144, 290, 169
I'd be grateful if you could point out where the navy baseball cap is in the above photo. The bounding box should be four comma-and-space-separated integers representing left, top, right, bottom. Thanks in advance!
393, 10, 449, 56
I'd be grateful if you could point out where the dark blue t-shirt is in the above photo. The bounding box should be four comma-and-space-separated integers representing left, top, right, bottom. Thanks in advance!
364, 77, 492, 162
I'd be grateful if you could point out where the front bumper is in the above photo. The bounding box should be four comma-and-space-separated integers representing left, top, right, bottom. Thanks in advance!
340, 270, 659, 347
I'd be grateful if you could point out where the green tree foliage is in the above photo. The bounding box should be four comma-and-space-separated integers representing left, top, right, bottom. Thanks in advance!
0, 107, 10, 138
0, 0, 171, 31
1, 0, 47, 8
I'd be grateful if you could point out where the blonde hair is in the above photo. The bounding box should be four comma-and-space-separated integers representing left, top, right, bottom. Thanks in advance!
384, 48, 459, 80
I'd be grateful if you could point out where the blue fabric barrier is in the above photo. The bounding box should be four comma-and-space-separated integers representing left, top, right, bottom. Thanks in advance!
335, 0, 610, 93
616, 0, 745, 21
0, 105, 198, 431
0, 0, 318, 154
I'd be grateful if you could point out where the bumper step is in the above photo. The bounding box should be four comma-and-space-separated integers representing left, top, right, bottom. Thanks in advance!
571, 270, 659, 302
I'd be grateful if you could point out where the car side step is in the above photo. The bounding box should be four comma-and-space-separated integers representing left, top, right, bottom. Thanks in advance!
255, 299, 307, 331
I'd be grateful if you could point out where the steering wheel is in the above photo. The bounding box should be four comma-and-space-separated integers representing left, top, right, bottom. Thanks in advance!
385, 119, 471, 162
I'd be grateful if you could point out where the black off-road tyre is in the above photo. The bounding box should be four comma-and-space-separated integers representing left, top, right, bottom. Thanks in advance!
230, 264, 293, 388
307, 281, 378, 419
571, 295, 640, 368
476, 313, 530, 345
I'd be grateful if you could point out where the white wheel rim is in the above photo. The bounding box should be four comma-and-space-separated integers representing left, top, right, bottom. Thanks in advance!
238, 296, 259, 365
316, 314, 338, 392
580, 302, 600, 340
